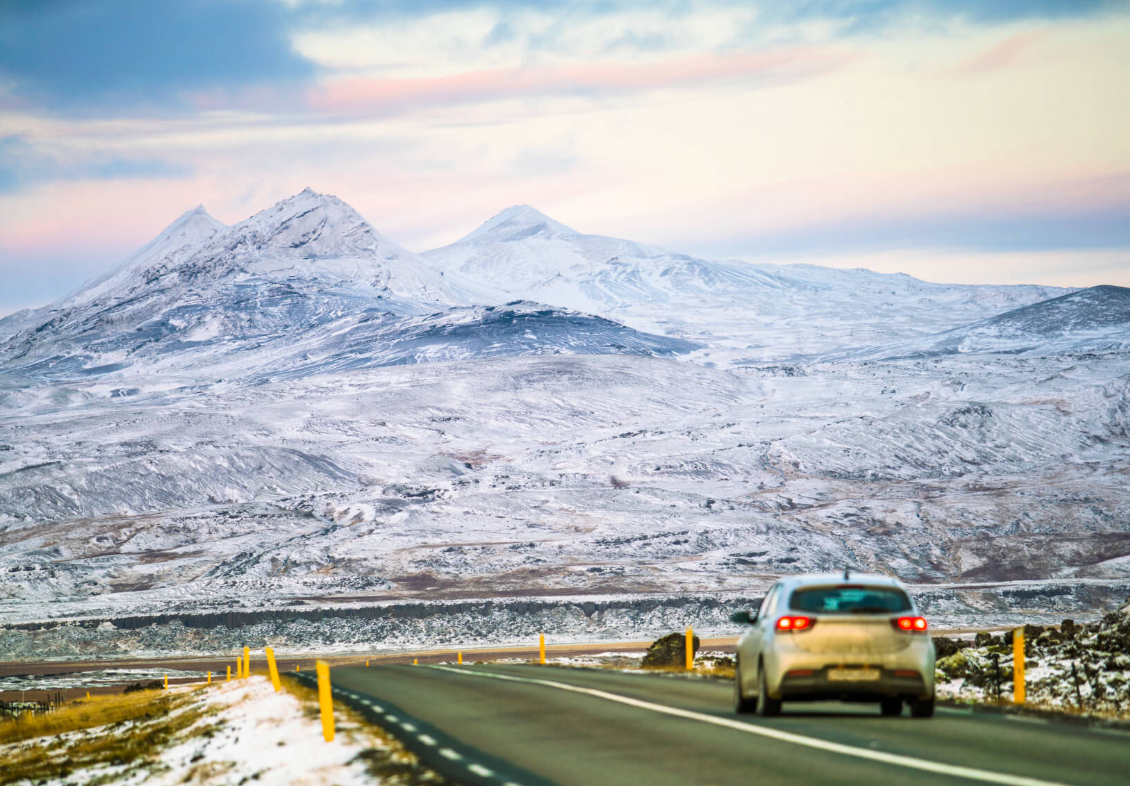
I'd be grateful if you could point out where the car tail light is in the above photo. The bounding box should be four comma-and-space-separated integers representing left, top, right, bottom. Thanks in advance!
893, 670, 920, 678
786, 669, 814, 677
892, 616, 928, 634
776, 615, 814, 632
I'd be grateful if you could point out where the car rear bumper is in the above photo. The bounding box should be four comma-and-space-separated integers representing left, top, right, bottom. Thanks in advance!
777, 667, 930, 702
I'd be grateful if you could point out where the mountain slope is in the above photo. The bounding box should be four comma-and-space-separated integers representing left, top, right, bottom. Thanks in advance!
0, 191, 701, 380
862, 285, 1130, 359
424, 207, 1071, 363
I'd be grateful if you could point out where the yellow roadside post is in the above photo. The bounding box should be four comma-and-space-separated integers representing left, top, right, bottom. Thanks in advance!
296, 664, 300, 672
1014, 628, 1026, 704
86, 691, 90, 699
365, 659, 369, 667
265, 647, 281, 692
227, 665, 231, 682
457, 651, 463, 665
243, 647, 251, 678
413, 658, 418, 665
164, 674, 168, 689
685, 626, 694, 671
539, 634, 546, 665
316, 660, 335, 742
207, 671, 212, 685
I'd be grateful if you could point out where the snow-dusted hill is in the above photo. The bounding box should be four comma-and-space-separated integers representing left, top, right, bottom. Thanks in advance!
0, 191, 696, 380
1, 191, 1128, 652
863, 285, 1130, 359
424, 206, 1071, 364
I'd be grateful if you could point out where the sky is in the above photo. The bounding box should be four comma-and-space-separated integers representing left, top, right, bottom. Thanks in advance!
1, 0, 1129, 315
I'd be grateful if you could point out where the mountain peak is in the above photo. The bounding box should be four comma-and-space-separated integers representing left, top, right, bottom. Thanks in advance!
461, 204, 576, 243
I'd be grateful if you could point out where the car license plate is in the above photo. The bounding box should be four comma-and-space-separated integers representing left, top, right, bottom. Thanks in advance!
827, 668, 881, 682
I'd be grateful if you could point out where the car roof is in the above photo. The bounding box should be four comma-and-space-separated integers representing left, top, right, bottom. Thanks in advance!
774, 572, 905, 590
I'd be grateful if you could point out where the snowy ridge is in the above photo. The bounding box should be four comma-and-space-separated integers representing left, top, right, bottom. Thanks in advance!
1, 191, 1128, 648
424, 206, 1072, 363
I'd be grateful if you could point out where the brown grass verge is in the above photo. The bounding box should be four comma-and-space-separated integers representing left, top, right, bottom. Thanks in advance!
0, 688, 220, 786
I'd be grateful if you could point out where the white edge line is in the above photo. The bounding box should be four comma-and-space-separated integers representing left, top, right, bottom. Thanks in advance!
427, 666, 1070, 786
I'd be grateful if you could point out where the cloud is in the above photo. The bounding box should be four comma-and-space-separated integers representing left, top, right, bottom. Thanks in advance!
0, 0, 314, 110
760, 0, 1126, 32
0, 135, 193, 193
954, 30, 1046, 74
306, 47, 853, 114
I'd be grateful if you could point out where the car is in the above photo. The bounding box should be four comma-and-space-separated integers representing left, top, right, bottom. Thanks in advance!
731, 571, 936, 718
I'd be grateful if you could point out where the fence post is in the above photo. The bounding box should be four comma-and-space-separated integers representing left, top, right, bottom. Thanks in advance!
1013, 629, 1025, 705
265, 647, 281, 692
243, 647, 251, 679
686, 626, 694, 671
316, 660, 335, 743
539, 633, 546, 665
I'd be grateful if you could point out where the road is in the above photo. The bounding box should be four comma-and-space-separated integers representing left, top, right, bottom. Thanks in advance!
321, 664, 1130, 786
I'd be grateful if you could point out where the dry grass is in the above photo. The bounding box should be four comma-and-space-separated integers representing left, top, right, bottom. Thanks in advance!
0, 688, 219, 786
0, 688, 191, 746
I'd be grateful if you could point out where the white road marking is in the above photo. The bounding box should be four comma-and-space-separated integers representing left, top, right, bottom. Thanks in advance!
429, 666, 1070, 786
401, 722, 418, 732
417, 734, 437, 746
468, 764, 495, 776
439, 747, 463, 761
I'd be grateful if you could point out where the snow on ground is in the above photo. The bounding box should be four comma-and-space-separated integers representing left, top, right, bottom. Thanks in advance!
1, 189, 1128, 658
933, 606, 1130, 720
0, 676, 411, 786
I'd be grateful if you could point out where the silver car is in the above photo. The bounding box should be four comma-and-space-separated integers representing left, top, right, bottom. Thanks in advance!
732, 572, 936, 717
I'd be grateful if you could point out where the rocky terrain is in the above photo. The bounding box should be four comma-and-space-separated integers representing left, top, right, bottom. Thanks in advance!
935, 597, 1130, 718
1, 189, 1128, 657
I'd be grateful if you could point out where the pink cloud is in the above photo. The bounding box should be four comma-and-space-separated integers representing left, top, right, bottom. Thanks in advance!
306, 47, 855, 115
956, 30, 1046, 75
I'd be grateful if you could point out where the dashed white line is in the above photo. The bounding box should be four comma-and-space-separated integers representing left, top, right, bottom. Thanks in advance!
468, 763, 495, 777
429, 666, 1070, 786
439, 748, 463, 761
417, 734, 437, 746
400, 722, 418, 732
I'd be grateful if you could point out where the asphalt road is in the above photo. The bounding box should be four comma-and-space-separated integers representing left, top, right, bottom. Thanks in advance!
323, 664, 1130, 786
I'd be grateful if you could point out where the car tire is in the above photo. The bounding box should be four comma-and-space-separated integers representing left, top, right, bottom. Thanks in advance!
880, 698, 903, 716
909, 697, 935, 718
755, 663, 782, 717
734, 660, 756, 714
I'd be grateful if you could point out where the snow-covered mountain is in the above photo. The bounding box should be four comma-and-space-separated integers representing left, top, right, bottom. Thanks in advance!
0, 191, 697, 379
424, 206, 1070, 363
1, 191, 1128, 655
865, 285, 1130, 359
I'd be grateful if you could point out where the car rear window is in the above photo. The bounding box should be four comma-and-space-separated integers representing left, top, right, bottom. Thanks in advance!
788, 585, 911, 614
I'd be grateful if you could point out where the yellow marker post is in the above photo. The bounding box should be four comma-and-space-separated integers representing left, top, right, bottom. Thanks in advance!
413, 658, 418, 665
316, 660, 335, 743
243, 646, 251, 679
207, 671, 212, 685
1013, 629, 1026, 704
457, 651, 463, 665
365, 659, 369, 667
86, 691, 90, 699
296, 664, 300, 672
539, 633, 546, 665
164, 674, 168, 689
685, 626, 694, 671
265, 646, 281, 692
227, 665, 232, 682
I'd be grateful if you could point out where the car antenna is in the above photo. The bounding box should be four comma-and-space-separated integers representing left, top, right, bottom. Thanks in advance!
843, 566, 851, 580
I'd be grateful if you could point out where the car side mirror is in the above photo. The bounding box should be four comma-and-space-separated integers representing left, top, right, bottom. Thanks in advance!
730, 610, 757, 625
